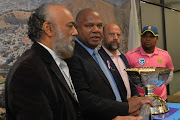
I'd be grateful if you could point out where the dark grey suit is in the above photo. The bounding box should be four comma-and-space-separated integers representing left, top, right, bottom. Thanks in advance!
65, 42, 129, 120
5, 42, 82, 120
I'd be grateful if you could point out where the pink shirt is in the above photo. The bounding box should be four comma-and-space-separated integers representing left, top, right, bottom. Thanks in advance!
103, 46, 131, 98
125, 46, 174, 100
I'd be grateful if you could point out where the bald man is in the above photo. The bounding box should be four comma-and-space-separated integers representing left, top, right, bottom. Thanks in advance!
99, 24, 139, 99
65, 8, 153, 120
5, 3, 82, 120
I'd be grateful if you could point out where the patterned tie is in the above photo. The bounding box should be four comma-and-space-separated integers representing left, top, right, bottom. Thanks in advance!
59, 60, 78, 101
93, 49, 122, 102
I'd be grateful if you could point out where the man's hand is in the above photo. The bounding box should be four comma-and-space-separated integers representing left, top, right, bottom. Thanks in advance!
128, 96, 154, 114
112, 116, 143, 120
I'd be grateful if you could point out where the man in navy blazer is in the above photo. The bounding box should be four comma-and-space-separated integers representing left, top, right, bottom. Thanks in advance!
5, 3, 82, 120
99, 24, 139, 101
65, 8, 153, 120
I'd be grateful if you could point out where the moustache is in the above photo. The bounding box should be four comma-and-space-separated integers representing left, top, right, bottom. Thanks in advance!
110, 40, 119, 44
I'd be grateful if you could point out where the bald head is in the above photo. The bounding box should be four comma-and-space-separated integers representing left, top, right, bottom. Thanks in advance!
75, 8, 103, 49
103, 24, 121, 52
47, 5, 74, 25
103, 24, 121, 34
76, 8, 101, 24
28, 3, 77, 58
28, 3, 74, 42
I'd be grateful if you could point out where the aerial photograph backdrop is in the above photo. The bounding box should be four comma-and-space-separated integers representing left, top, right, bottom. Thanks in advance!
0, 0, 140, 119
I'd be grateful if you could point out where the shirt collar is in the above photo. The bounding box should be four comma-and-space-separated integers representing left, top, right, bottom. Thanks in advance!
76, 37, 96, 56
102, 46, 121, 57
140, 45, 158, 56
37, 42, 61, 66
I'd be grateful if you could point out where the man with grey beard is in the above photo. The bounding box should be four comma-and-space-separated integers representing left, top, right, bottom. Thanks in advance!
99, 24, 139, 101
5, 3, 82, 120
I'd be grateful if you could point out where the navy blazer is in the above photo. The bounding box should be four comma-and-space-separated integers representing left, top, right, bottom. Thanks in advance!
66, 42, 129, 120
99, 47, 139, 99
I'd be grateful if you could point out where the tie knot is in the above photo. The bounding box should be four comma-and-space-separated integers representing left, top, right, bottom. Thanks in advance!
59, 60, 67, 69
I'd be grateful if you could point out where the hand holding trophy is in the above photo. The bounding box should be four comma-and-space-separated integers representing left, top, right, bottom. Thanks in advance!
126, 67, 171, 115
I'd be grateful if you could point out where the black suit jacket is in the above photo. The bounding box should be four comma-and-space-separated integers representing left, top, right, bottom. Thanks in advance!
5, 42, 82, 120
99, 47, 139, 99
65, 42, 129, 120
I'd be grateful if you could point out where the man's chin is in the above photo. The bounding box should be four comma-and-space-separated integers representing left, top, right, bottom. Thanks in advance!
109, 45, 119, 51
59, 51, 73, 59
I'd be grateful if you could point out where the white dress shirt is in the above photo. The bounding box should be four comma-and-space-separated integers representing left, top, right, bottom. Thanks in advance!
38, 42, 78, 101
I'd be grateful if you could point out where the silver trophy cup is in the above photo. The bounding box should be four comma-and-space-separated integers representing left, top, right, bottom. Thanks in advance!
126, 67, 171, 114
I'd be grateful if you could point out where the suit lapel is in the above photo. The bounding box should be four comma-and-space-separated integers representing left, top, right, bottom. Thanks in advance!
99, 47, 116, 73
75, 43, 112, 88
120, 54, 130, 68
50, 62, 78, 102
99, 47, 128, 101
32, 42, 78, 102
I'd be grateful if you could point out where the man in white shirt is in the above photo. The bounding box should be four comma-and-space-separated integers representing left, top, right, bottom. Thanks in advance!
5, 3, 82, 120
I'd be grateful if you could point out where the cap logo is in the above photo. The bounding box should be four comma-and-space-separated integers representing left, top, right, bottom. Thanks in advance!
158, 58, 162, 64
138, 58, 145, 65
148, 26, 151, 30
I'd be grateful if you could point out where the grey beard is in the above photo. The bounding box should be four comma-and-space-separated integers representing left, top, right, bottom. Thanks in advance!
52, 29, 74, 59
110, 45, 119, 51
106, 43, 119, 51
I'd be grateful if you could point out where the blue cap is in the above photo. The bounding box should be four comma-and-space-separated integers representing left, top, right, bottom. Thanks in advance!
141, 26, 159, 37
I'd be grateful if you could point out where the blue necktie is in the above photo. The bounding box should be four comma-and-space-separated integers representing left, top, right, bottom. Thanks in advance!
93, 49, 122, 102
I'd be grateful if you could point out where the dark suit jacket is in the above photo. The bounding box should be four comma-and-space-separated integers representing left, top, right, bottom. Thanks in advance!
65, 42, 129, 120
5, 42, 82, 120
99, 47, 139, 99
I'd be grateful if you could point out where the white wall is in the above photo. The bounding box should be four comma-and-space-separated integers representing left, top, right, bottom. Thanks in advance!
140, 2, 164, 49
165, 8, 180, 71
140, 1, 180, 95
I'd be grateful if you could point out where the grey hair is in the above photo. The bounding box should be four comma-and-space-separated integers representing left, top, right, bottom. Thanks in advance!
27, 3, 56, 42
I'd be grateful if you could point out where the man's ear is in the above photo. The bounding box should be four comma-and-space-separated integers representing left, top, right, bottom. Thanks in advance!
156, 36, 159, 41
43, 21, 54, 37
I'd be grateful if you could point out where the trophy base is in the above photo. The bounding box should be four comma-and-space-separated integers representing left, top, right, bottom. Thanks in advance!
149, 95, 169, 114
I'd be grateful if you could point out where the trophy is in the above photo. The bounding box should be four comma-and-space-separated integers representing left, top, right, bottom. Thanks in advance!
125, 67, 171, 114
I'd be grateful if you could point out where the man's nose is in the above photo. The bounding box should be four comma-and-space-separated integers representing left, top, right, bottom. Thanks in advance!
92, 26, 101, 32
113, 34, 118, 39
72, 26, 78, 36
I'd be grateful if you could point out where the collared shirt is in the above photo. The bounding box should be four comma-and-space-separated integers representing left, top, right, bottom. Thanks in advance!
102, 46, 131, 98
76, 38, 122, 102
126, 46, 174, 100
37, 42, 78, 101
76, 38, 94, 56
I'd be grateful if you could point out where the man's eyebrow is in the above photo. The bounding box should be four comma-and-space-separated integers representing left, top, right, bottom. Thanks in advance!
67, 21, 75, 25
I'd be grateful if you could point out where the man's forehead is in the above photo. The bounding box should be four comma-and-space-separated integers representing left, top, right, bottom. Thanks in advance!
77, 11, 101, 22
83, 15, 102, 23
107, 27, 120, 33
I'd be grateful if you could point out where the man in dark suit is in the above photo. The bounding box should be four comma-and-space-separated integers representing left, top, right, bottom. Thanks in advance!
99, 24, 139, 100
5, 3, 82, 120
65, 8, 153, 120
